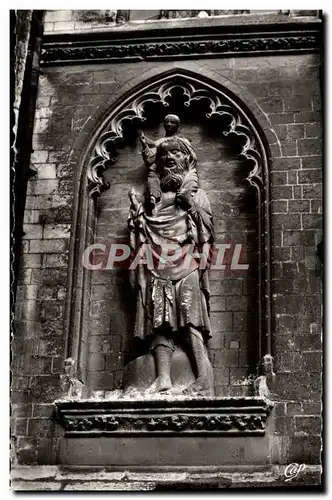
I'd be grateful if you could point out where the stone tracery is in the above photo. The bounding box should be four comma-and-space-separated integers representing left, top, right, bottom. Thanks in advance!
87, 75, 263, 197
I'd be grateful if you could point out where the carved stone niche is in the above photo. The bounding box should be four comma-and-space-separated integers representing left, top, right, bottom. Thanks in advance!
56, 71, 274, 464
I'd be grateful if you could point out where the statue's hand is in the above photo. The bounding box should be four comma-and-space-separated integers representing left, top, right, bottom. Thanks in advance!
176, 190, 193, 210
149, 195, 156, 208
128, 187, 140, 211
139, 131, 147, 147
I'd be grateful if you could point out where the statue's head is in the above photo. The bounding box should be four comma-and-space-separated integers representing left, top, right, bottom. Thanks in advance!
163, 114, 180, 136
155, 136, 197, 191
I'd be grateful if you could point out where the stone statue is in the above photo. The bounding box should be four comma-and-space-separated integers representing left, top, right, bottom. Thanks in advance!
126, 133, 215, 397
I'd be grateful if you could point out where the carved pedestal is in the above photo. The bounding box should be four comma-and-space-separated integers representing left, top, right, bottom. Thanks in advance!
55, 397, 273, 467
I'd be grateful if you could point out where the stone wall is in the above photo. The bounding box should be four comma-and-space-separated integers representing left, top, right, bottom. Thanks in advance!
12, 17, 322, 468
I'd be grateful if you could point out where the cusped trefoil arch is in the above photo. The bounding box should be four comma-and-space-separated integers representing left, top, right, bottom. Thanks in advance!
87, 74, 263, 197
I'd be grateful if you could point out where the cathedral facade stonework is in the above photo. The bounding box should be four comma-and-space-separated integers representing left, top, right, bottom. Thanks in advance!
11, 10, 323, 490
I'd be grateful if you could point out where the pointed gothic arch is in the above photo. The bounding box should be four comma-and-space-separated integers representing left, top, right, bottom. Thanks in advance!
64, 68, 273, 395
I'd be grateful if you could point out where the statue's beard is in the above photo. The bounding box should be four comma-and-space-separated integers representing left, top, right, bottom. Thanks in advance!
159, 163, 186, 192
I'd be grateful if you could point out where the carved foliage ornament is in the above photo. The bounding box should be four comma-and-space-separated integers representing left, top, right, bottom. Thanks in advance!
41, 36, 319, 65
61, 413, 268, 434
87, 76, 262, 197
56, 397, 273, 435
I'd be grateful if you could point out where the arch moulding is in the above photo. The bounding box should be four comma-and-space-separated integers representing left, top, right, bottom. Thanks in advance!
63, 68, 274, 399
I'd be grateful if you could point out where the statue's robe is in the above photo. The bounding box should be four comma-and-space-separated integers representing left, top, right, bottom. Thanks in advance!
128, 167, 214, 348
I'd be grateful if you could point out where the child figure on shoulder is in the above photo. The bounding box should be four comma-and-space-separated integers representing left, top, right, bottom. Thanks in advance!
139, 114, 192, 210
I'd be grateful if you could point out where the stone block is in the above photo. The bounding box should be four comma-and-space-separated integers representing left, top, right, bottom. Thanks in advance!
17, 269, 32, 284
285, 403, 303, 416
287, 124, 305, 138
303, 402, 322, 415
24, 210, 40, 224
281, 140, 297, 157
12, 480, 61, 491
287, 170, 298, 184
301, 156, 322, 169
52, 358, 63, 374
31, 268, 68, 286
302, 214, 322, 230
258, 97, 284, 113
30, 150, 49, 163
36, 164, 57, 179
272, 214, 301, 230
43, 254, 69, 268
294, 416, 321, 435
16, 285, 38, 301
53, 21, 76, 31
275, 373, 321, 402
32, 404, 54, 418
298, 138, 322, 156
27, 180, 59, 196
14, 437, 37, 464
271, 186, 292, 200
213, 368, 230, 385
38, 336, 65, 356
271, 171, 287, 185
271, 201, 288, 213
33, 118, 50, 135
294, 110, 321, 124
22, 224, 43, 240
12, 417, 28, 436
28, 418, 54, 437
210, 279, 243, 296
268, 112, 294, 125
274, 417, 294, 436
284, 95, 312, 112
292, 185, 302, 198
44, 10, 73, 22
212, 349, 238, 368
272, 246, 291, 262
298, 169, 322, 184
29, 375, 61, 402
295, 334, 322, 351
226, 296, 248, 311
305, 123, 322, 138
88, 353, 106, 372
210, 312, 232, 332
11, 404, 33, 419
29, 239, 67, 253
60, 433, 271, 467
300, 351, 322, 372
272, 157, 301, 176
302, 184, 322, 198
310, 200, 323, 214
283, 230, 316, 246
207, 297, 226, 312
273, 124, 288, 140
287, 435, 321, 464
43, 224, 71, 239
288, 200, 310, 212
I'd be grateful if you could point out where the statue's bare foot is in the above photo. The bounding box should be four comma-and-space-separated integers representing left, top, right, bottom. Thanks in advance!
167, 385, 185, 395
123, 386, 142, 398
183, 376, 212, 397
145, 376, 172, 394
